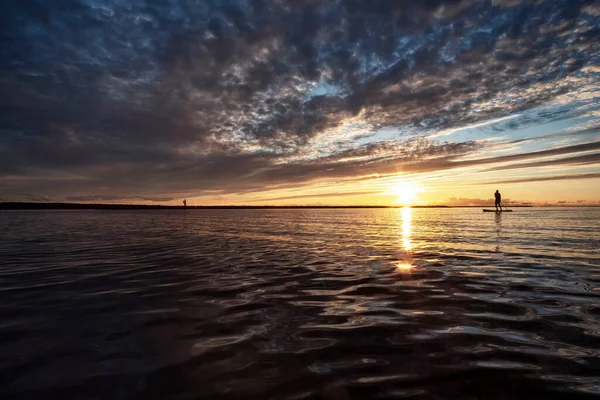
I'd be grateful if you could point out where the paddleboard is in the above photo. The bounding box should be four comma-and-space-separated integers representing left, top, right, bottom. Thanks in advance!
483, 209, 513, 212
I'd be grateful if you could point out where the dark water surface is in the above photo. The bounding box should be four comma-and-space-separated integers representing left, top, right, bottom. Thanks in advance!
1, 208, 600, 399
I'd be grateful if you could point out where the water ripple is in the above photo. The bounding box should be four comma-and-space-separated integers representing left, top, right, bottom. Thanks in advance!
1, 208, 599, 399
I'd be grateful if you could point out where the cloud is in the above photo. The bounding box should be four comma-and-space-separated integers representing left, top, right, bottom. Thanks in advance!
495, 172, 600, 184
244, 190, 377, 203
485, 152, 600, 171
12, 193, 52, 202
450, 140, 600, 169
505, 126, 600, 146
63, 195, 175, 203
1, 0, 599, 200
439, 196, 534, 206
444, 197, 495, 206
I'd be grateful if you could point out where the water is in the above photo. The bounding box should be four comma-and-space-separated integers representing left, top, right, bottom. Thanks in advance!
1, 208, 599, 399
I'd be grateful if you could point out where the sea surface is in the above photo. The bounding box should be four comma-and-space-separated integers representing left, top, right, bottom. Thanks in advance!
1, 207, 600, 399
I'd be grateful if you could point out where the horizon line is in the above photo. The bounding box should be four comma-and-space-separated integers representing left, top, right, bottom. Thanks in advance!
4, 202, 596, 210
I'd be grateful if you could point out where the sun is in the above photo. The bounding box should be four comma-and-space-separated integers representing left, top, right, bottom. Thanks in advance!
386, 181, 421, 205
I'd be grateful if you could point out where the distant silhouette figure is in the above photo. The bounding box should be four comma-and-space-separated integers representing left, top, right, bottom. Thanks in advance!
183, 199, 187, 208
494, 190, 502, 211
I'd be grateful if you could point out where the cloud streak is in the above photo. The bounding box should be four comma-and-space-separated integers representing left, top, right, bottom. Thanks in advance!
244, 190, 378, 203
485, 152, 600, 171
495, 172, 600, 184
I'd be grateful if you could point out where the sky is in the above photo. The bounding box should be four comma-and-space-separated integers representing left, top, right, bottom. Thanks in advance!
1, 0, 599, 206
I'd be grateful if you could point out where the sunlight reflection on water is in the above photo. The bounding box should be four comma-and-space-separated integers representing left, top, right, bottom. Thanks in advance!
396, 206, 414, 272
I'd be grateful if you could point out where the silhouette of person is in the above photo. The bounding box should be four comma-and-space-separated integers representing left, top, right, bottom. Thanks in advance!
494, 190, 502, 211
183, 199, 187, 208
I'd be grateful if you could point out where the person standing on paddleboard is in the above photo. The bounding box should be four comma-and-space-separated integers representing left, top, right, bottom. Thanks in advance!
494, 190, 502, 211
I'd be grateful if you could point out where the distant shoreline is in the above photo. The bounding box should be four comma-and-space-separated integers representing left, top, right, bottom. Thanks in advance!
0, 202, 546, 210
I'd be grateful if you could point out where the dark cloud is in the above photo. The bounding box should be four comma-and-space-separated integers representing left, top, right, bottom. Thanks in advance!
331, 139, 600, 180
64, 195, 175, 202
496, 172, 600, 184
1, 0, 599, 200
224, 138, 483, 192
245, 190, 377, 203
485, 152, 600, 171
501, 126, 600, 146
64, 195, 126, 202
13, 193, 52, 202
449, 140, 600, 170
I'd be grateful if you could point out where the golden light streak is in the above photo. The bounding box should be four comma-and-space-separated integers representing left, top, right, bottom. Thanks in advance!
402, 206, 412, 251
396, 206, 414, 272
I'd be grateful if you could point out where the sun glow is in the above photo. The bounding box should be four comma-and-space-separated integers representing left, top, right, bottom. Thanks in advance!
387, 181, 421, 205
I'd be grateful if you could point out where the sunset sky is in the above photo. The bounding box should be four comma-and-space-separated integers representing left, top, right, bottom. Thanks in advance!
1, 0, 599, 206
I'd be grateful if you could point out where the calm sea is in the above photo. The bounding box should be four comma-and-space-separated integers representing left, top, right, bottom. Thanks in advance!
1, 208, 599, 399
